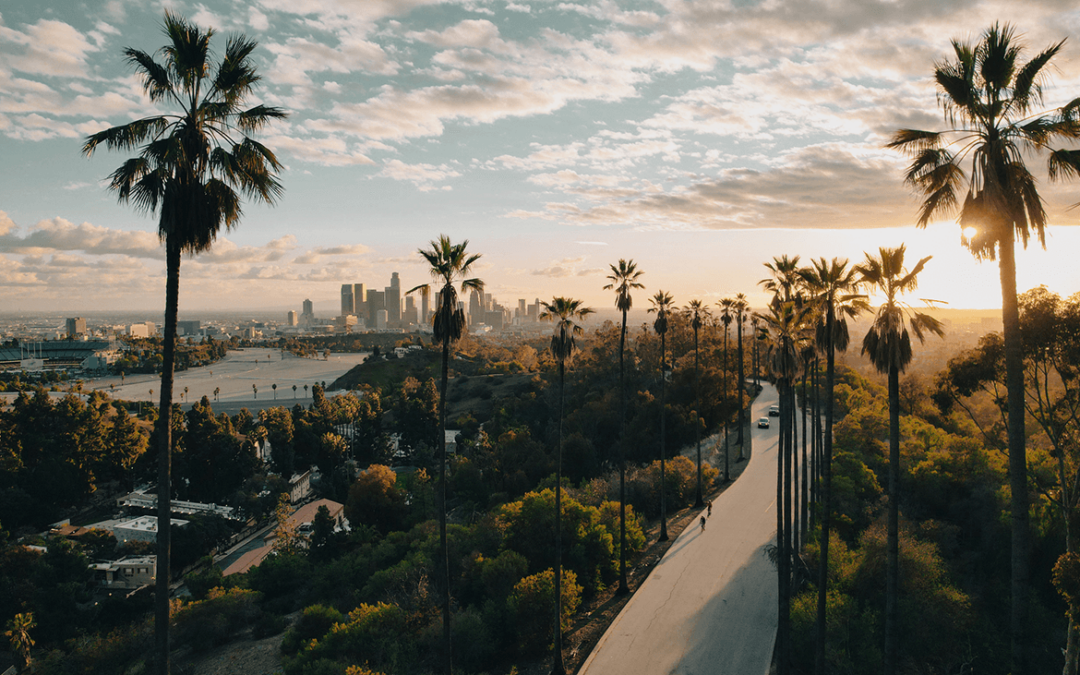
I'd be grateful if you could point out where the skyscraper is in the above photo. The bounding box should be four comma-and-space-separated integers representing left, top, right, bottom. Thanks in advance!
421, 292, 429, 326
385, 272, 401, 326
340, 284, 354, 316
366, 290, 385, 326
287, 310, 298, 326
353, 283, 367, 318
301, 299, 314, 325
66, 317, 86, 337
403, 296, 418, 325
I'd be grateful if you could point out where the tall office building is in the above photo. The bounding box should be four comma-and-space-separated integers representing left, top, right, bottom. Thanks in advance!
518, 299, 526, 319
366, 290, 385, 326
421, 292, 429, 325
469, 289, 482, 326
301, 299, 314, 325
66, 317, 86, 337
340, 284, 354, 316
385, 272, 401, 326
353, 283, 367, 318
287, 310, 298, 326
403, 296, 418, 326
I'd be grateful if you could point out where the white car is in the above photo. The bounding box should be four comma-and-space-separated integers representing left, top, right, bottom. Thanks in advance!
757, 417, 770, 429
768, 405, 780, 417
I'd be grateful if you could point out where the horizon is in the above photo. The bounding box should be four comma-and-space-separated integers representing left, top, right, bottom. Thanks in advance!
3, 3, 1080, 312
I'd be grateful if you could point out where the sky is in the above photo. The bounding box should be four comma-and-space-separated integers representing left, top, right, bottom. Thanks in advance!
3, 0, 1080, 317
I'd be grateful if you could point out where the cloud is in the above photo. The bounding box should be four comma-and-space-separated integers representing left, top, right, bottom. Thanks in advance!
195, 235, 299, 264
293, 243, 371, 264
0, 18, 99, 79
377, 158, 461, 188
531, 256, 599, 278
0, 216, 162, 257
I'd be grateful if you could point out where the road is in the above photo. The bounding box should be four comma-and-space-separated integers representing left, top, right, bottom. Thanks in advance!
578, 383, 780, 675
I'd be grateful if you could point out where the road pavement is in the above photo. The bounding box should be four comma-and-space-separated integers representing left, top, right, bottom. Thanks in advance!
578, 383, 780, 675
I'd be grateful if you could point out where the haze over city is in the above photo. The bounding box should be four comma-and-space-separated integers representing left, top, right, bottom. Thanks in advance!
3, 0, 1080, 313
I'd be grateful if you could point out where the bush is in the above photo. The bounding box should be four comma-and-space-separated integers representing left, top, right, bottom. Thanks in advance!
285, 602, 414, 675
507, 568, 583, 654
172, 587, 263, 652
282, 604, 345, 655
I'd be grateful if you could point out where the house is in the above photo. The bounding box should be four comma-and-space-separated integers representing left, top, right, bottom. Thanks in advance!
91, 556, 155, 590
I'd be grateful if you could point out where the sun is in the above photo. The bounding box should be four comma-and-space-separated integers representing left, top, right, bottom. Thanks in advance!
962, 226, 978, 240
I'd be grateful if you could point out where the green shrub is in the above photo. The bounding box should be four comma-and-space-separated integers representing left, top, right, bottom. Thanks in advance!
172, 587, 262, 652
286, 602, 414, 675
282, 604, 345, 655
507, 568, 582, 654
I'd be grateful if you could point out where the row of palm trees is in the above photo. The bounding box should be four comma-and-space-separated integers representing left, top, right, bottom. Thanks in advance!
757, 249, 946, 675
83, 11, 1076, 674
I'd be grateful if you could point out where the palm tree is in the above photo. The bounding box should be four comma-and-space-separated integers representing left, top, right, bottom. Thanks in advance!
857, 246, 944, 675
272, 383, 277, 400
888, 26, 1080, 671
649, 291, 675, 541
734, 293, 749, 451
253, 384, 258, 399
82, 14, 284, 674
718, 297, 736, 482
604, 259, 644, 595
408, 235, 483, 675
214, 386, 220, 402
800, 256, 866, 675
685, 300, 710, 507
292, 384, 297, 399
5, 612, 35, 673
757, 298, 812, 675
540, 297, 593, 675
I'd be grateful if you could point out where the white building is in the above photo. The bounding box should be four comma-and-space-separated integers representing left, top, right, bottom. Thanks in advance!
113, 516, 188, 544
91, 556, 156, 590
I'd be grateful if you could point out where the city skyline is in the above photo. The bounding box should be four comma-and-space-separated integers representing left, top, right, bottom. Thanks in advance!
3, 2, 1080, 313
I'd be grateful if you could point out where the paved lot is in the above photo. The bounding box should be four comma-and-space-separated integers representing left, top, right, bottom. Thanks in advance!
579, 384, 780, 675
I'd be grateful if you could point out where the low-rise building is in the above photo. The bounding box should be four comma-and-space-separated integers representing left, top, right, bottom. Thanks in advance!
113, 516, 188, 544
91, 556, 155, 590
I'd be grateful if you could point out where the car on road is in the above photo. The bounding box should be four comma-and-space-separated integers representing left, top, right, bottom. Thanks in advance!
757, 417, 770, 429
768, 405, 780, 417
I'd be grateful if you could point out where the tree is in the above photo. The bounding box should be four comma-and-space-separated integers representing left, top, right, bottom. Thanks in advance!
292, 384, 297, 399
407, 235, 483, 675
734, 293, 749, 451
757, 272, 813, 675
887, 25, 1080, 672
718, 297, 735, 482
648, 291, 674, 542
799, 256, 867, 675
5, 612, 35, 673
857, 245, 944, 675
685, 300, 710, 507
273, 383, 277, 400
604, 259, 644, 595
213, 386, 220, 402
82, 13, 285, 674
539, 296, 593, 675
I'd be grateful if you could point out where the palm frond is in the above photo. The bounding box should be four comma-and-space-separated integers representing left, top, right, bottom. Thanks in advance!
887, 129, 943, 154
1012, 40, 1065, 114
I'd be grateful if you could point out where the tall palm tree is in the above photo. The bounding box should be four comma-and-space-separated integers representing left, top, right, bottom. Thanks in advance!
888, 25, 1080, 671
799, 257, 866, 675
604, 259, 644, 595
734, 293, 749, 451
541, 297, 593, 675
649, 291, 675, 541
857, 246, 944, 675
685, 300, 710, 507
408, 235, 483, 675
718, 297, 736, 482
82, 14, 284, 674
757, 298, 812, 675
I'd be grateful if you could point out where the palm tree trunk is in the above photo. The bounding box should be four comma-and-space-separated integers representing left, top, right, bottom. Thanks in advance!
554, 358, 566, 675
801, 370, 809, 547
723, 328, 730, 483
618, 309, 629, 595
439, 308, 453, 675
737, 316, 745, 448
791, 382, 799, 553
884, 361, 900, 675
659, 329, 669, 542
694, 328, 703, 507
781, 377, 793, 675
1000, 236, 1029, 675
154, 240, 180, 675
776, 379, 788, 675
815, 319, 837, 675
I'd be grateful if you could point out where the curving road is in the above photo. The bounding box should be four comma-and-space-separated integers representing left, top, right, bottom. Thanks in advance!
578, 383, 780, 675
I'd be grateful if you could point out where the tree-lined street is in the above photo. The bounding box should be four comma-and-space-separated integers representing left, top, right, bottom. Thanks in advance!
579, 384, 780, 675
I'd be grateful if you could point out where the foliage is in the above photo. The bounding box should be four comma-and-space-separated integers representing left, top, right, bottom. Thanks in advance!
507, 568, 583, 653
345, 465, 407, 534
284, 602, 414, 675
172, 587, 263, 652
